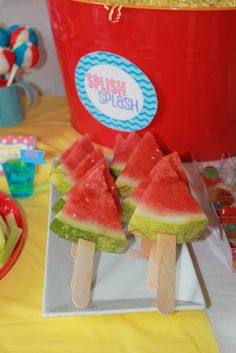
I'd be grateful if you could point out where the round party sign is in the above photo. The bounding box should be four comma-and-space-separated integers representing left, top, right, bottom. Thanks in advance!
75, 52, 158, 131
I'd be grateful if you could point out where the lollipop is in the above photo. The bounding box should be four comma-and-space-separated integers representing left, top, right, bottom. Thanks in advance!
0, 47, 15, 75
8, 25, 38, 48
13, 41, 39, 69
7, 41, 39, 86
0, 28, 9, 47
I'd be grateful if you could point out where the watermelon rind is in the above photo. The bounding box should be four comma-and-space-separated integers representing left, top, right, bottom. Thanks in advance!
116, 175, 140, 198
122, 196, 138, 225
128, 207, 208, 243
51, 198, 66, 214
50, 214, 127, 253
50, 165, 66, 189
110, 163, 125, 179
57, 179, 72, 194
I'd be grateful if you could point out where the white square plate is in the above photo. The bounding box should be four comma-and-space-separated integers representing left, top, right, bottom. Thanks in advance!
43, 164, 206, 316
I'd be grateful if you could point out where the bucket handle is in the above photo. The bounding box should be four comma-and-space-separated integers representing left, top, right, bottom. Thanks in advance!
104, 4, 123, 23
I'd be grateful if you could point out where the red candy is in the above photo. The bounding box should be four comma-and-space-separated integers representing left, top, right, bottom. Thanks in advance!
218, 206, 236, 224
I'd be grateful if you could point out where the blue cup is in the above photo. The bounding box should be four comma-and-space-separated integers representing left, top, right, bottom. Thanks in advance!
0, 81, 37, 128
2, 158, 36, 198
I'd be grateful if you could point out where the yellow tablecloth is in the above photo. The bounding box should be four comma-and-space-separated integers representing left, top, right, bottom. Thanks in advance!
0, 97, 219, 353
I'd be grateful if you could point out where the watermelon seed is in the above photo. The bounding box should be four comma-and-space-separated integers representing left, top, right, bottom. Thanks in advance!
150, 156, 156, 160
85, 197, 90, 203
73, 213, 77, 218
91, 159, 95, 163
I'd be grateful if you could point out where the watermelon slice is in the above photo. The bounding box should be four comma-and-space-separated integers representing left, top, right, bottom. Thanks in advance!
110, 132, 141, 178
58, 148, 104, 194
128, 158, 208, 243
167, 151, 189, 186
50, 134, 94, 190
116, 132, 163, 197
52, 159, 121, 215
60, 138, 81, 161
59, 134, 94, 173
50, 166, 127, 253
123, 152, 189, 223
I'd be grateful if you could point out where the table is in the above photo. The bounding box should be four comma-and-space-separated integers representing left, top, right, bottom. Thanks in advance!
0, 97, 225, 353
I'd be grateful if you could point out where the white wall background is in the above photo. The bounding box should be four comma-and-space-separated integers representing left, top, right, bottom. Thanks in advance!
0, 0, 65, 95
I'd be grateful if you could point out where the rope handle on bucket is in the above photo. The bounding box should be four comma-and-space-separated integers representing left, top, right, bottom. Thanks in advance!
104, 3, 123, 23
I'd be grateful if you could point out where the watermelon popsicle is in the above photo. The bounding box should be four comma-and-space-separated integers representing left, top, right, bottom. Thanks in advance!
128, 158, 208, 314
110, 132, 141, 178
50, 134, 94, 191
50, 166, 127, 308
116, 132, 163, 197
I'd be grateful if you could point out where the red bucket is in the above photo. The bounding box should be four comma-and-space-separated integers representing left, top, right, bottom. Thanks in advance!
47, 0, 236, 161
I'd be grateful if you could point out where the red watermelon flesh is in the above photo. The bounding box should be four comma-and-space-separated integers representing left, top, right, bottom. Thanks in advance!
128, 158, 208, 243
103, 163, 121, 214
80, 160, 121, 213
116, 132, 163, 197
112, 134, 126, 158
72, 148, 104, 180
110, 132, 141, 177
66, 159, 121, 214
140, 177, 204, 216
66, 162, 106, 200
62, 134, 94, 171
123, 155, 172, 223
125, 152, 187, 207
63, 188, 122, 232
61, 138, 80, 161
167, 151, 189, 186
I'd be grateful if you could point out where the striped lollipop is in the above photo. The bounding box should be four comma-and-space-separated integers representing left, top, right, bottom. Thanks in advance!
0, 47, 15, 75
13, 41, 39, 70
7, 41, 39, 86
8, 25, 38, 48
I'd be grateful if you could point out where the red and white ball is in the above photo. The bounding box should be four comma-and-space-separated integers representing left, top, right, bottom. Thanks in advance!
13, 41, 39, 70
9, 26, 38, 48
0, 47, 15, 75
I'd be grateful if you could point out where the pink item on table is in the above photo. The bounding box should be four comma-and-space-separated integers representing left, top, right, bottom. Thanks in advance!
0, 47, 15, 75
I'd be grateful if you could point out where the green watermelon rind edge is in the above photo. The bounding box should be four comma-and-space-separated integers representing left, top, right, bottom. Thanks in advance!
57, 180, 72, 194
50, 167, 66, 188
51, 198, 66, 214
122, 196, 138, 225
128, 212, 208, 244
116, 175, 139, 198
50, 218, 127, 253
109, 163, 124, 178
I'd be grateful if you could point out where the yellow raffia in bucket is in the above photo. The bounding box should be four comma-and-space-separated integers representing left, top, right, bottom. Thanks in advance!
90, 0, 236, 8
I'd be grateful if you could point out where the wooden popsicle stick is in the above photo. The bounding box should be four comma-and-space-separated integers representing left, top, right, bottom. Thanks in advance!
71, 238, 95, 309
7, 64, 18, 87
140, 238, 153, 258
71, 243, 79, 289
156, 233, 176, 315
71, 242, 77, 259
147, 240, 158, 289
